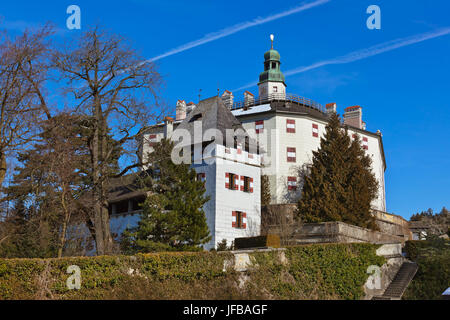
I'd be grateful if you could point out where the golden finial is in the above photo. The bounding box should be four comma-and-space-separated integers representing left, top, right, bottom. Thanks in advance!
270, 34, 274, 49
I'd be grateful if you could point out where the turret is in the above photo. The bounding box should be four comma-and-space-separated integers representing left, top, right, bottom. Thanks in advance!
258, 34, 286, 100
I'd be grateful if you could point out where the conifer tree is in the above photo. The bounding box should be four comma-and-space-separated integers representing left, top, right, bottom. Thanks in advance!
121, 139, 211, 253
297, 113, 379, 230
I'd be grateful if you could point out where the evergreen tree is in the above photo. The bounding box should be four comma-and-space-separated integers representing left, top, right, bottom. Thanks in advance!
343, 134, 379, 230
121, 139, 211, 253
297, 113, 379, 230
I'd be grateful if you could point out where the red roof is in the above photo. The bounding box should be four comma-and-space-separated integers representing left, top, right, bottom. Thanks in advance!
325, 102, 336, 107
244, 91, 254, 96
345, 105, 361, 111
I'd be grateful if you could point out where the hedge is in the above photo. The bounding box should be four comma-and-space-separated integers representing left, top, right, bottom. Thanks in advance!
403, 239, 450, 300
0, 243, 384, 300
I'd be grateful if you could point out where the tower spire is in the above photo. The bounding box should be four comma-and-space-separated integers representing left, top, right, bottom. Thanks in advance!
270, 34, 274, 49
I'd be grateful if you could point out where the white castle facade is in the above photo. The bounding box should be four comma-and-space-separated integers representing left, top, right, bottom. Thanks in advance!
109, 40, 387, 250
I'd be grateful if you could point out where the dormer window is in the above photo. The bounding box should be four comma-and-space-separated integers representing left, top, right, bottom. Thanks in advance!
273, 86, 278, 93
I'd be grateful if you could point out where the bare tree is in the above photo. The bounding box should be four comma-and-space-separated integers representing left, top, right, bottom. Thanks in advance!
0, 25, 53, 187
53, 27, 161, 255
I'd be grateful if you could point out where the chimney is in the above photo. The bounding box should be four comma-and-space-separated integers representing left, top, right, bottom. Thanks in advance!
175, 100, 187, 121
164, 116, 174, 138
244, 91, 255, 108
186, 101, 196, 115
325, 102, 337, 115
221, 90, 234, 109
343, 105, 363, 129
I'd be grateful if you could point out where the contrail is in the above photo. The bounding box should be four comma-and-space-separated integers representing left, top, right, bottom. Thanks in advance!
145, 0, 331, 63
233, 27, 450, 91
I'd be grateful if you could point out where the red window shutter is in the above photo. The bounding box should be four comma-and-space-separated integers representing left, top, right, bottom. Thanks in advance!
255, 120, 264, 134
286, 119, 296, 133
237, 144, 242, 155
312, 123, 319, 137
197, 173, 206, 182
148, 134, 158, 147
249, 178, 254, 193
240, 176, 245, 191
287, 147, 296, 162
363, 137, 368, 150
234, 175, 239, 190
248, 153, 254, 159
288, 176, 297, 190
225, 172, 229, 189
242, 212, 247, 229
232, 211, 237, 227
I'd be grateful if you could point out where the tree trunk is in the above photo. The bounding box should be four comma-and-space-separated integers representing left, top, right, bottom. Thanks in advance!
0, 151, 6, 189
58, 186, 71, 258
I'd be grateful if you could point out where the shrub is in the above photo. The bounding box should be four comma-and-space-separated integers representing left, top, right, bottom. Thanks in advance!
403, 239, 450, 300
0, 243, 384, 300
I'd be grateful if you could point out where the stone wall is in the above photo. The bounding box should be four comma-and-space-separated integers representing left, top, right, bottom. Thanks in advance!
263, 204, 412, 243
267, 221, 405, 245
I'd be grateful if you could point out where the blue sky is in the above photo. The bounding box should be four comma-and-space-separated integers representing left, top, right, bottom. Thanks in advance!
1, 0, 449, 219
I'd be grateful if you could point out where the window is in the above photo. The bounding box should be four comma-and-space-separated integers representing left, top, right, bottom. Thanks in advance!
271, 62, 276, 69
240, 176, 254, 193
362, 137, 368, 150
148, 134, 158, 146
197, 172, 206, 183
312, 123, 319, 137
286, 119, 295, 133
273, 86, 278, 93
287, 147, 296, 162
255, 120, 264, 134
225, 172, 239, 190
237, 143, 242, 155
232, 211, 246, 229
287, 177, 297, 191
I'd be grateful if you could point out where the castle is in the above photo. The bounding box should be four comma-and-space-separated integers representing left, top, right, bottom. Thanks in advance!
108, 37, 387, 250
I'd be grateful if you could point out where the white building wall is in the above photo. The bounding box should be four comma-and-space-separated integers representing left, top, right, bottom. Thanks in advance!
213, 158, 261, 250
258, 81, 286, 100
237, 112, 386, 211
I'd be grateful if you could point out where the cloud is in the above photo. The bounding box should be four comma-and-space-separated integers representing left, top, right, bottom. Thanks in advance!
233, 27, 450, 92
0, 17, 67, 36
145, 0, 331, 63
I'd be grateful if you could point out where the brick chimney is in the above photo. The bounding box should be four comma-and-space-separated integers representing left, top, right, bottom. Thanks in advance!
176, 100, 187, 121
186, 101, 196, 115
343, 105, 363, 129
164, 116, 174, 138
221, 90, 234, 109
244, 91, 255, 107
325, 102, 337, 115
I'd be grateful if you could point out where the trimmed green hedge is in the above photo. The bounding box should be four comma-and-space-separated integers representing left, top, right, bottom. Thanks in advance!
403, 239, 450, 300
0, 243, 384, 300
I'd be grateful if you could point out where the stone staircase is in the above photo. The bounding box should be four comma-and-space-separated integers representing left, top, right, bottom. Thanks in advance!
372, 261, 418, 300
